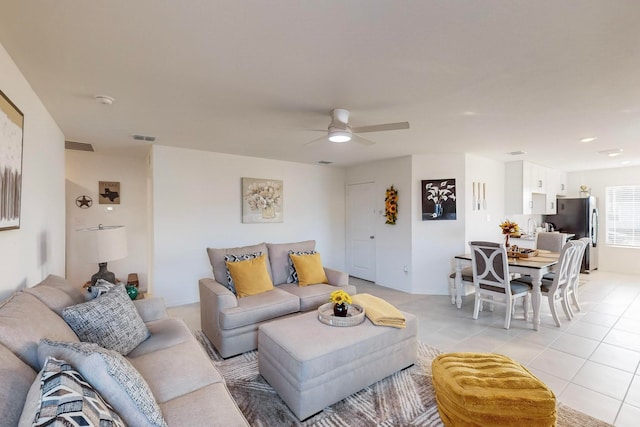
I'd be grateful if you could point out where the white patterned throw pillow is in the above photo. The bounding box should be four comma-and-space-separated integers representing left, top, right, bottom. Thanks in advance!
286, 250, 317, 283
62, 283, 150, 355
38, 340, 167, 427
29, 356, 125, 427
224, 251, 262, 294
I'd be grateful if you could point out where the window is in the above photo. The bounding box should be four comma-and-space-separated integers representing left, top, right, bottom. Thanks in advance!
606, 185, 640, 247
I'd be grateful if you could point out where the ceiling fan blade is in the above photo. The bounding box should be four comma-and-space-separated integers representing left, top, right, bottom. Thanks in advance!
351, 134, 376, 146
352, 122, 410, 134
304, 135, 329, 146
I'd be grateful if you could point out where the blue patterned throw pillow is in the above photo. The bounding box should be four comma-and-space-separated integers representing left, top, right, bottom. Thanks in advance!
224, 251, 262, 294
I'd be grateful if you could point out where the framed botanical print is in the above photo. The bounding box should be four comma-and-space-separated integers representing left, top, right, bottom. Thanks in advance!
422, 179, 457, 220
242, 177, 283, 223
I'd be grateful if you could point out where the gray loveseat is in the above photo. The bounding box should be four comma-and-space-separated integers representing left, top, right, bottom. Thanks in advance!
0, 274, 249, 426
199, 240, 357, 358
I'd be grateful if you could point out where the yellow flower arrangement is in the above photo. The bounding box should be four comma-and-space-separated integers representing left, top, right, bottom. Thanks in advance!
499, 219, 520, 235
385, 185, 398, 225
329, 289, 352, 306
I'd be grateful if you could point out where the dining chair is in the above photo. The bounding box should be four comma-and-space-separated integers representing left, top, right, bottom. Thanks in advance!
513, 241, 578, 327
468, 241, 530, 329
536, 231, 568, 252
564, 238, 590, 317
448, 267, 474, 305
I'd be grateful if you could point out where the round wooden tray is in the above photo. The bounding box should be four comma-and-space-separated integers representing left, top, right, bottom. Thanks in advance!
317, 302, 365, 327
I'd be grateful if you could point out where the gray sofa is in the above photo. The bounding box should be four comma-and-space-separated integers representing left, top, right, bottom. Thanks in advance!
0, 274, 249, 426
200, 240, 357, 358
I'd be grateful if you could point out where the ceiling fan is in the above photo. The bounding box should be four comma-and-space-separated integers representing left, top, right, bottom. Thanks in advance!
307, 109, 409, 146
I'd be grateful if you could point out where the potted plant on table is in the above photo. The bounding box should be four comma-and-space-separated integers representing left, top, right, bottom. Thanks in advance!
329, 290, 352, 317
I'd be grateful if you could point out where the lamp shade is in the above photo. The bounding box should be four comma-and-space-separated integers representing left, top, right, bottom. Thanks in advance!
78, 225, 128, 264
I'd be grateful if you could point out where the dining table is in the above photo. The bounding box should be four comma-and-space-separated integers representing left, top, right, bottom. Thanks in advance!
453, 250, 560, 331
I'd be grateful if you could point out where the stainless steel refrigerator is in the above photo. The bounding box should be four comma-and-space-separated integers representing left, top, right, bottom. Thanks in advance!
542, 196, 599, 273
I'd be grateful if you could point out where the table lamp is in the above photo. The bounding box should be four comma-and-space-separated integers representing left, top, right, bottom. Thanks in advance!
79, 224, 128, 285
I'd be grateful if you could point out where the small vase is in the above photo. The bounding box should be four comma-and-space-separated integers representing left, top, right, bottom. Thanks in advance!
126, 284, 139, 300
434, 203, 443, 218
504, 234, 510, 248
333, 303, 348, 317
261, 205, 275, 219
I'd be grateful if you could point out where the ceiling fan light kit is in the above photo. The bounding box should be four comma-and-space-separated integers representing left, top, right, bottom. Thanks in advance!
307, 108, 410, 146
328, 128, 352, 143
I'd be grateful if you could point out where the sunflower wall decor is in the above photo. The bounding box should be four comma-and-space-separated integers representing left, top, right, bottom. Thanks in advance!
385, 185, 398, 225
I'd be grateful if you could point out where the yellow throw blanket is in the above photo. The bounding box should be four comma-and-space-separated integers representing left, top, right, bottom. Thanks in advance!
351, 293, 406, 328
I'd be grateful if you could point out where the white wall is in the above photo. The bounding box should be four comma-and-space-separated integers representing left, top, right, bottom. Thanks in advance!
568, 165, 640, 275
464, 154, 507, 244
0, 42, 65, 299
151, 145, 346, 307
65, 150, 150, 290
346, 156, 413, 292
411, 154, 467, 295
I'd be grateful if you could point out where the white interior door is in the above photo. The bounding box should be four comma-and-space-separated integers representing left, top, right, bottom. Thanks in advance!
347, 182, 376, 281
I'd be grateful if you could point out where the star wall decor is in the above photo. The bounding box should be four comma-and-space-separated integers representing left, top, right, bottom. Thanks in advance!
75, 195, 92, 208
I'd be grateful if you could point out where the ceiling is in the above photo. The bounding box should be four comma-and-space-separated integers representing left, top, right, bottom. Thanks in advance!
1, 1, 639, 171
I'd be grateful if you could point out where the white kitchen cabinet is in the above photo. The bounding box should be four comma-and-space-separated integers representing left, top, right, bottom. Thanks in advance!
556, 170, 567, 196
529, 163, 547, 194
505, 161, 533, 215
505, 161, 564, 215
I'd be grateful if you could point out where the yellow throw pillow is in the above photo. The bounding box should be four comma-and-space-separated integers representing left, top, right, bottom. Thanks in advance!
290, 252, 329, 287
225, 254, 274, 297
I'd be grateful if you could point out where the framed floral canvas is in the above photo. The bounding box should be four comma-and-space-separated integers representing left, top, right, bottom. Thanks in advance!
242, 177, 283, 223
422, 179, 457, 220
0, 90, 24, 230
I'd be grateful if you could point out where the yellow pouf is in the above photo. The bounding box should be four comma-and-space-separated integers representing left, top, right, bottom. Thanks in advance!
432, 352, 557, 427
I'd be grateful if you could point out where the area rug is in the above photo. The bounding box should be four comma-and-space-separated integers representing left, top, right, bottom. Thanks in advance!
195, 331, 612, 427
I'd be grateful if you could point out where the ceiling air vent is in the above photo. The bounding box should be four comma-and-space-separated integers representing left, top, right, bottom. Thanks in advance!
318, 160, 333, 165
65, 140, 94, 152
132, 134, 156, 142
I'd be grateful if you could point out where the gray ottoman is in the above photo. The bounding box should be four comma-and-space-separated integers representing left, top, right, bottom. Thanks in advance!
258, 309, 418, 420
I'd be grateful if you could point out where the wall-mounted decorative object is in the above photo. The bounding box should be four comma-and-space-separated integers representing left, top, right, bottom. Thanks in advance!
472, 182, 487, 211
75, 195, 93, 209
385, 185, 398, 225
0, 90, 24, 230
482, 182, 487, 210
422, 179, 457, 220
242, 177, 283, 223
98, 181, 120, 204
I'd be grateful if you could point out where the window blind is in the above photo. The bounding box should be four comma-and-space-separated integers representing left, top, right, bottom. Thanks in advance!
605, 185, 640, 247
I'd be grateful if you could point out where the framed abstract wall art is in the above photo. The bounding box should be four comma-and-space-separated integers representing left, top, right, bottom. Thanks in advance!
0, 90, 24, 230
242, 177, 283, 223
422, 179, 457, 220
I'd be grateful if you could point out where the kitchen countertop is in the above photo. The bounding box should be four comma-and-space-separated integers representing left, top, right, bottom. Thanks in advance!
511, 233, 575, 242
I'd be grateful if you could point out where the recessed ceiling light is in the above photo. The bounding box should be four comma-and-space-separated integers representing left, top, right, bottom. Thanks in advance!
621, 160, 631, 165
507, 150, 527, 156
462, 111, 478, 116
94, 95, 114, 105
598, 148, 623, 157
579, 137, 597, 143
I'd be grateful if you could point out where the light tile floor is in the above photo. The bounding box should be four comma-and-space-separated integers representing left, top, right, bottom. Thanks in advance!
168, 271, 640, 426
